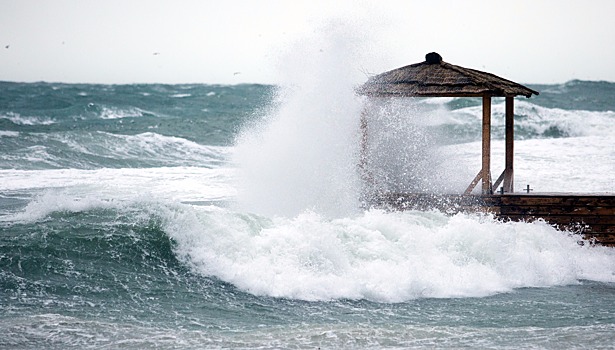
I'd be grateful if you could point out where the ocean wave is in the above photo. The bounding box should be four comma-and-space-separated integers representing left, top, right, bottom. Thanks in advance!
0, 167, 235, 217
3, 163, 615, 305
0, 144, 66, 170
163, 206, 615, 302
97, 106, 153, 119
0, 131, 19, 137
83, 131, 230, 166
3, 313, 615, 349
0, 112, 55, 125
514, 101, 615, 138
449, 99, 615, 139
5, 193, 615, 303
360, 97, 615, 147
528, 80, 615, 111
0, 131, 232, 170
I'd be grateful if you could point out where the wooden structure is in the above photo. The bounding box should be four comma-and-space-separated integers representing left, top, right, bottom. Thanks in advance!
358, 52, 538, 195
373, 193, 615, 246
358, 53, 615, 246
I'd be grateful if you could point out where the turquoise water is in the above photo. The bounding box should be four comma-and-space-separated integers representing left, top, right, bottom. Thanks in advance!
1, 81, 615, 349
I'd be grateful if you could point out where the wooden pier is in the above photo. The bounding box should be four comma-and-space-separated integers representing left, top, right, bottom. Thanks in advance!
373, 193, 615, 246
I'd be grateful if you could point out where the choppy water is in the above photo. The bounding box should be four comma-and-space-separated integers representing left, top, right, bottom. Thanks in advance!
1, 79, 614, 349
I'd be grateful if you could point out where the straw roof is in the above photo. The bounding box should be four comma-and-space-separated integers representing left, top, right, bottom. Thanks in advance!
358, 52, 539, 98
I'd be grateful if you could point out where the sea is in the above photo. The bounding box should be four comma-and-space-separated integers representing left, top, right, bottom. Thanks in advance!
1, 78, 615, 349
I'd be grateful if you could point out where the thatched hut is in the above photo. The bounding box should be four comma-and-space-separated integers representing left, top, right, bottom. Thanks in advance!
357, 52, 539, 195
356, 53, 615, 246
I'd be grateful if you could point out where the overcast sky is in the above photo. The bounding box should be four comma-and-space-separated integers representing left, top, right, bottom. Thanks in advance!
1, 0, 614, 85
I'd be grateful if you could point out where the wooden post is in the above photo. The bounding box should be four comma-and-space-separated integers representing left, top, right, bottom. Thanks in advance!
504, 96, 514, 193
481, 95, 492, 194
359, 108, 369, 181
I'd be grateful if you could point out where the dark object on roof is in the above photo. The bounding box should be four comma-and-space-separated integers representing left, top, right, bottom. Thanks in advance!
358, 52, 539, 98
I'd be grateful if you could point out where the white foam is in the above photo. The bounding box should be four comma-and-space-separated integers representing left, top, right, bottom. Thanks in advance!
0, 166, 236, 222
0, 112, 55, 125
0, 130, 19, 137
164, 206, 615, 302
99, 106, 147, 119
6, 190, 123, 222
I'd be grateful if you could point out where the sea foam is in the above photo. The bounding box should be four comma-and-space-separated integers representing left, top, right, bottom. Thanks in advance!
0, 112, 55, 125
163, 205, 615, 302
0, 131, 19, 137
98, 106, 148, 119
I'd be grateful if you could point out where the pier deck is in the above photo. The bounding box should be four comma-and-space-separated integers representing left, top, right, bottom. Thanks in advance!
373, 192, 615, 246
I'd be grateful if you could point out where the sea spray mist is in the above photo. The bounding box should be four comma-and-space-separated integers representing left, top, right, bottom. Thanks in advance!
233, 21, 368, 218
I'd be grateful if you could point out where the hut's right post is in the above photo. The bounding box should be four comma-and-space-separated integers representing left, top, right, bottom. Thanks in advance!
481, 95, 492, 194
504, 96, 514, 193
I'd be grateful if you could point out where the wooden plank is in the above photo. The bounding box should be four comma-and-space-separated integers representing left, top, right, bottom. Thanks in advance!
376, 194, 615, 209
582, 233, 615, 238
498, 214, 615, 226
493, 170, 505, 193
587, 236, 615, 244
499, 195, 615, 207
498, 205, 615, 216
584, 225, 615, 234
592, 236, 615, 240
464, 170, 483, 195
502, 192, 615, 196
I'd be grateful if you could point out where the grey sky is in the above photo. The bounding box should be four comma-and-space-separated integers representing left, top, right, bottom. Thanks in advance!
1, 0, 614, 84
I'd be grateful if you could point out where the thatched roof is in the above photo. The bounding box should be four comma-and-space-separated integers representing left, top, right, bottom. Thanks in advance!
358, 52, 539, 98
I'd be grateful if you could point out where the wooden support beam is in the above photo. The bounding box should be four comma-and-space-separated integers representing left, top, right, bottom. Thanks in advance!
481, 96, 492, 194
359, 108, 373, 184
504, 96, 514, 193
464, 170, 483, 195
493, 170, 506, 192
